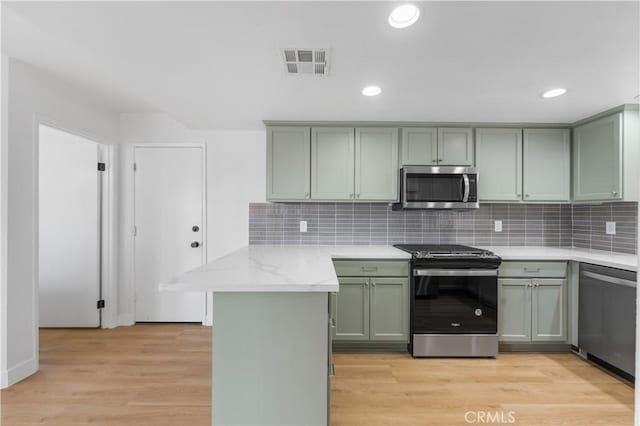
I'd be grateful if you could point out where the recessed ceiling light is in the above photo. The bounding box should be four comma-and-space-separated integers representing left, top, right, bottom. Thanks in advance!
362, 86, 382, 97
542, 88, 567, 98
388, 4, 421, 29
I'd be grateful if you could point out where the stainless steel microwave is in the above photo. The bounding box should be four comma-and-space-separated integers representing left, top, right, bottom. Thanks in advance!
397, 166, 479, 209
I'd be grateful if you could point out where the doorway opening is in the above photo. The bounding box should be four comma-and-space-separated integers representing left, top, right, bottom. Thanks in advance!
38, 124, 105, 328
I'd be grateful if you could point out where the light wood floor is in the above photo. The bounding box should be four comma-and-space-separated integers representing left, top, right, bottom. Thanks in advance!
0, 325, 633, 426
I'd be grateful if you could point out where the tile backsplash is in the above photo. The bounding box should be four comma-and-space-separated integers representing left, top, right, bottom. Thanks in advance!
248, 202, 638, 254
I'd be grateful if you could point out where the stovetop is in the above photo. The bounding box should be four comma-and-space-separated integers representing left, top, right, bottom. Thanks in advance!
394, 244, 498, 259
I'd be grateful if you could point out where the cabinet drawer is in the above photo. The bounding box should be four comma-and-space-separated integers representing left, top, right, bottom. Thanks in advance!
333, 260, 408, 277
499, 261, 567, 278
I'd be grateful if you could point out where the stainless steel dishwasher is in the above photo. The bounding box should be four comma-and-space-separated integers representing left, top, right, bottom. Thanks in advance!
578, 263, 637, 380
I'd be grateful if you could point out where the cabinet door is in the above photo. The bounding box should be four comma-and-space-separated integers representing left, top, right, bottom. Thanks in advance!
476, 128, 523, 201
311, 127, 355, 200
498, 279, 531, 342
523, 129, 570, 202
334, 278, 369, 341
573, 113, 622, 201
266, 127, 311, 201
531, 279, 566, 342
370, 277, 409, 342
437, 128, 474, 166
355, 128, 399, 201
401, 127, 437, 165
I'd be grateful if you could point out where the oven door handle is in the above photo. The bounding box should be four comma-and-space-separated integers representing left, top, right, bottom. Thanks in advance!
462, 174, 470, 202
413, 269, 498, 277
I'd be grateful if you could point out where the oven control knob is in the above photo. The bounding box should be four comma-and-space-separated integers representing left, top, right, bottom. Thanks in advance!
475, 308, 483, 316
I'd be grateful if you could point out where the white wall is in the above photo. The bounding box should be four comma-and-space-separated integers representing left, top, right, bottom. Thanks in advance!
117, 113, 265, 324
1, 58, 119, 387
1, 54, 9, 388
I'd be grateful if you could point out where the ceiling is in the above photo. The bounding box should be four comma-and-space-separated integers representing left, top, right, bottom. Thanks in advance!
2, 1, 639, 130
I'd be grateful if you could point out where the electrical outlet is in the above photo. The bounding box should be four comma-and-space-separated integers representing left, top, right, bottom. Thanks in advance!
494, 220, 503, 233
299, 220, 307, 233
606, 221, 616, 235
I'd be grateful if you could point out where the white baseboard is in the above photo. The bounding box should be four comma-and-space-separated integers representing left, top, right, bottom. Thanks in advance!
117, 313, 134, 326
1, 357, 38, 389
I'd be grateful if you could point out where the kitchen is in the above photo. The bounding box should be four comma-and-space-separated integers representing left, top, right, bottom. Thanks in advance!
0, 1, 639, 426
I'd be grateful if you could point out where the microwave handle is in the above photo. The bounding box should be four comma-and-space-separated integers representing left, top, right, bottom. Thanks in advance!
462, 174, 470, 202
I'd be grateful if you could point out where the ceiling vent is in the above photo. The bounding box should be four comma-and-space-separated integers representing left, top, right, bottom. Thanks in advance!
280, 48, 330, 76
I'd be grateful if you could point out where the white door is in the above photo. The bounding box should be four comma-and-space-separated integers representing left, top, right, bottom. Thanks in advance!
39, 124, 101, 327
134, 146, 205, 322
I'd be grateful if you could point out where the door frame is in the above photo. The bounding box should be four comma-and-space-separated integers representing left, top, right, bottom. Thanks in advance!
131, 143, 208, 325
34, 116, 117, 329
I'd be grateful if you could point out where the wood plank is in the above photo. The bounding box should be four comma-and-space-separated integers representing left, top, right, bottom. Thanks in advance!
1, 326, 633, 426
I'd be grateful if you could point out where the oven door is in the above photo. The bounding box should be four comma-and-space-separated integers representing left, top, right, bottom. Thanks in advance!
402, 166, 478, 209
412, 269, 498, 334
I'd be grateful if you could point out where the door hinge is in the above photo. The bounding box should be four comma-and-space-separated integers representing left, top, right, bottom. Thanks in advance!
97, 162, 106, 171
97, 299, 105, 309
133, 162, 137, 172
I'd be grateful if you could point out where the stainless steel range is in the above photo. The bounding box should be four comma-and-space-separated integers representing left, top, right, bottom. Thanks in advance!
394, 244, 502, 358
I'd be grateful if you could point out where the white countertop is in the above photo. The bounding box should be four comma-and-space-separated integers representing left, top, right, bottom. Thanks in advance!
160, 245, 410, 293
479, 246, 637, 271
161, 245, 636, 293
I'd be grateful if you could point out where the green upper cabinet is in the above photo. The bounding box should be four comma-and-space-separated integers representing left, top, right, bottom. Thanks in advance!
266, 127, 311, 201
311, 127, 355, 200
523, 129, 570, 202
400, 127, 473, 166
437, 127, 474, 166
401, 128, 437, 165
355, 128, 399, 201
573, 113, 622, 202
476, 128, 523, 201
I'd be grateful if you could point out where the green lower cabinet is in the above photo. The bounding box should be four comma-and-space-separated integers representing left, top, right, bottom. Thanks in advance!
531, 279, 566, 342
498, 278, 567, 343
334, 276, 409, 343
370, 278, 409, 341
498, 279, 532, 342
333, 278, 369, 341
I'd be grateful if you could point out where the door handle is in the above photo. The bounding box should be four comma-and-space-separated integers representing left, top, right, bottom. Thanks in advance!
462, 174, 470, 202
190, 241, 200, 248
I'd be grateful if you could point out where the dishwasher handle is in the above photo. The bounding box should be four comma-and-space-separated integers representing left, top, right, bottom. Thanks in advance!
583, 270, 636, 288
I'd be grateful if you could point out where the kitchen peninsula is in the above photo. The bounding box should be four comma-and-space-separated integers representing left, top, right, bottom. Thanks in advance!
161, 245, 410, 426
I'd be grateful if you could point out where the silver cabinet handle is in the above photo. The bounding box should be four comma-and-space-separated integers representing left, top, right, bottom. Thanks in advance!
527, 282, 533, 287
431, 159, 438, 162
361, 266, 378, 272
534, 282, 540, 287
524, 267, 541, 273
612, 191, 619, 196
356, 194, 360, 199
304, 192, 310, 198
525, 194, 530, 198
